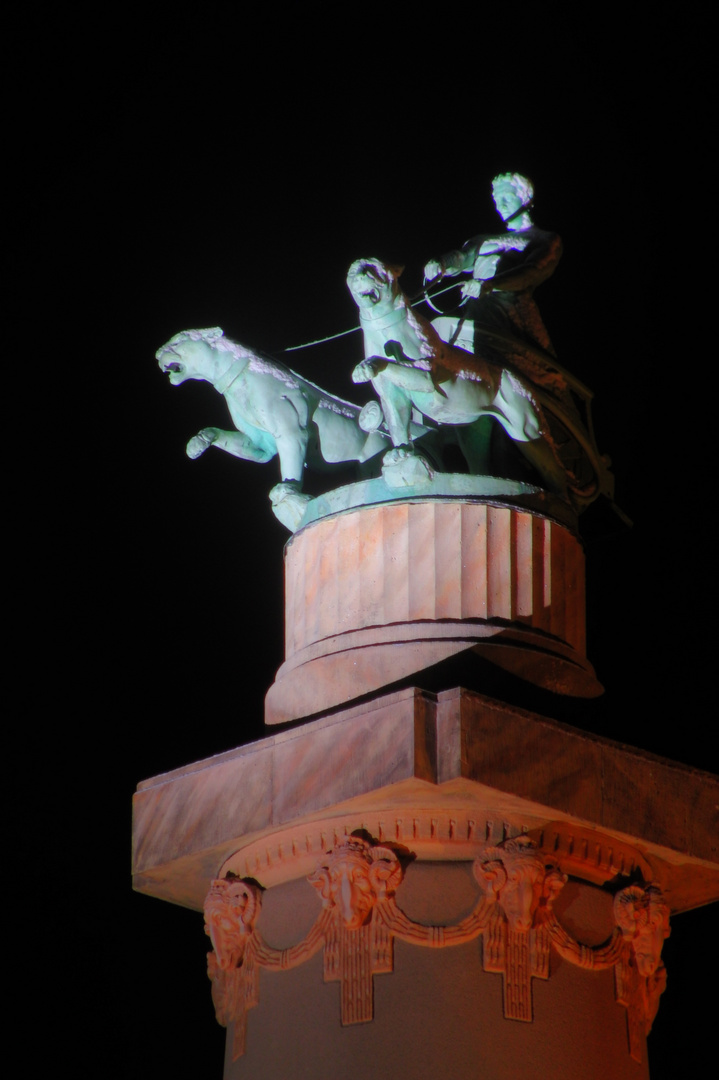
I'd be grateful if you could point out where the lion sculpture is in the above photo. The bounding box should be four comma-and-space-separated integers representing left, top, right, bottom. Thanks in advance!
349, 258, 568, 495
157, 327, 390, 530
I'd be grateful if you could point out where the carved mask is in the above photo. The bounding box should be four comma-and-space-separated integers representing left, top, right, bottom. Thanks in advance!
474, 837, 563, 932
204, 879, 259, 970
614, 884, 670, 977
309, 838, 402, 930
329, 854, 376, 930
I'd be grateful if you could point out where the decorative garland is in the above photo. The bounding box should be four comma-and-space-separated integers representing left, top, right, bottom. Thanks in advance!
204, 835, 669, 1064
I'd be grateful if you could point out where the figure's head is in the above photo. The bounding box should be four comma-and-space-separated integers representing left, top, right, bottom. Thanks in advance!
492, 173, 534, 227
347, 259, 403, 314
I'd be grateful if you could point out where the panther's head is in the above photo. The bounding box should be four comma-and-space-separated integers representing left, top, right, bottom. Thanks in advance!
156, 327, 225, 384
347, 259, 403, 314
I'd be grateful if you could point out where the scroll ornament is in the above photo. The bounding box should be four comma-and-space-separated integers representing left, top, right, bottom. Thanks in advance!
203, 837, 670, 1062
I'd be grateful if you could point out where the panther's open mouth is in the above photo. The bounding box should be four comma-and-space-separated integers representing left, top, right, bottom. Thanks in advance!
359, 286, 380, 304
163, 361, 182, 374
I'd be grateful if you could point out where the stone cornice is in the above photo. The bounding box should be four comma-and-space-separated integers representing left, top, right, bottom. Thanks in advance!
133, 688, 719, 914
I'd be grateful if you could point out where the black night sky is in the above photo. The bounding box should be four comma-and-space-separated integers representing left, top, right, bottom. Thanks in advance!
35, 8, 716, 1078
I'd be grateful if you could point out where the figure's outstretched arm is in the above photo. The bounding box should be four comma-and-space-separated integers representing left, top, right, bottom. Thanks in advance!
424, 234, 491, 281
186, 427, 275, 463
481, 233, 563, 295
425, 249, 472, 281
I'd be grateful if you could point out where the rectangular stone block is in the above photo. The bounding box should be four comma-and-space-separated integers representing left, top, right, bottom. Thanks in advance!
133, 687, 719, 915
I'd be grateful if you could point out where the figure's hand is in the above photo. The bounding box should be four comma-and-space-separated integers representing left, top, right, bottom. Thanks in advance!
352, 358, 386, 383
460, 280, 482, 300
383, 445, 416, 465
186, 427, 218, 459
424, 259, 443, 284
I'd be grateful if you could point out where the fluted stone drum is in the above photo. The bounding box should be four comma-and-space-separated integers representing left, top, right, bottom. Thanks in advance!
266, 499, 601, 725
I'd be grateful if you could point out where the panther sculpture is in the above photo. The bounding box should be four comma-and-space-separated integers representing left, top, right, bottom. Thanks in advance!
157, 327, 389, 530
349, 258, 568, 495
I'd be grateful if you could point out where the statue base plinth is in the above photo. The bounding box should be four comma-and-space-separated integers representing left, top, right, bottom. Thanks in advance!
267, 497, 598, 726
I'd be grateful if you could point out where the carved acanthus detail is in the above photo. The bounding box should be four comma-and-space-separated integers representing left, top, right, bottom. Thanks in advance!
473, 836, 567, 1020
613, 883, 671, 1063
203, 877, 261, 1061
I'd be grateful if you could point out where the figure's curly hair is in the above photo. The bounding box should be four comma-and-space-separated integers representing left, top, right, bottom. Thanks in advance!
493, 172, 534, 207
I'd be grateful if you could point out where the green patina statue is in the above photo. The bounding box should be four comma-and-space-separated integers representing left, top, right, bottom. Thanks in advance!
424, 172, 563, 383
349, 173, 612, 504
349, 257, 568, 496
156, 328, 389, 530
157, 174, 613, 529
423, 172, 596, 445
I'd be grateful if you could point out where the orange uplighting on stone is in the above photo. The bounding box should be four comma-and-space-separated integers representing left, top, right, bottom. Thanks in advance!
267, 501, 598, 725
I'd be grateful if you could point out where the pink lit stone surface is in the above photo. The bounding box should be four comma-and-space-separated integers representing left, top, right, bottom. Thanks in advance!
268, 503, 594, 724
222, 867, 650, 1080
133, 687, 719, 915
284, 504, 585, 654
132, 502, 716, 1079
133, 680, 717, 1079
200, 835, 675, 1072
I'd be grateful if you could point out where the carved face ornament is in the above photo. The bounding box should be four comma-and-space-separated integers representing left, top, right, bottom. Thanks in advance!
474, 837, 565, 932
309, 838, 403, 930
633, 912, 669, 977
329, 855, 376, 929
614, 885, 670, 977
480, 859, 543, 931
204, 879, 259, 970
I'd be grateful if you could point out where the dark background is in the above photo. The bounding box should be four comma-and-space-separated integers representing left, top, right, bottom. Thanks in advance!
30, 7, 715, 1077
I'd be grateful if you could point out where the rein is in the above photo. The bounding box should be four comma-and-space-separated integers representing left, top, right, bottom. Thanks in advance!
280, 280, 464, 354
